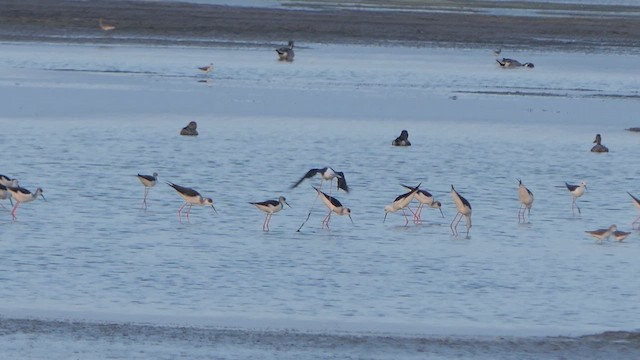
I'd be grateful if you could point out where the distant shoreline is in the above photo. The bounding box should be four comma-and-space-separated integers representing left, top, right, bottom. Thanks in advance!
1, 0, 639, 51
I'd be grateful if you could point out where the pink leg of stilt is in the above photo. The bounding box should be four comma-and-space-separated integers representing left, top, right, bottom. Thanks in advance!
402, 209, 410, 226
322, 211, 332, 228
263, 213, 272, 231
142, 187, 149, 209
11, 201, 20, 222
186, 204, 193, 222
178, 202, 187, 222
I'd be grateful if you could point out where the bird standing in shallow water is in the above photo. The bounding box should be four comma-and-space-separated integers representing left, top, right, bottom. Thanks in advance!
276, 40, 295, 61
565, 181, 587, 215
7, 186, 45, 222
167, 182, 216, 223
517, 179, 534, 223
250, 196, 291, 231
401, 184, 443, 223
585, 224, 617, 242
99, 18, 116, 31
314, 186, 352, 229
137, 172, 158, 210
384, 184, 421, 226
627, 192, 640, 229
613, 230, 631, 242
590, 134, 609, 153
450, 185, 472, 237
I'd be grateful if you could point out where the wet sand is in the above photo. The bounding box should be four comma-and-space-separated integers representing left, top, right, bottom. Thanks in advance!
1, 0, 639, 51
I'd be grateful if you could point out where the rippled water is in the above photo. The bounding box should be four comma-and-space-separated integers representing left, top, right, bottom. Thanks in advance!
1, 42, 639, 357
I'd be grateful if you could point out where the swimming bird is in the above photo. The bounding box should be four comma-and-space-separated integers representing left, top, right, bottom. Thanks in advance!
565, 181, 587, 215
496, 58, 534, 68
450, 185, 472, 237
517, 179, 534, 223
198, 63, 213, 73
400, 184, 442, 223
384, 184, 421, 226
585, 224, 617, 242
276, 40, 295, 61
627, 192, 640, 229
590, 134, 609, 153
250, 196, 291, 231
98, 18, 116, 31
613, 230, 631, 242
313, 186, 352, 228
180, 121, 199, 136
167, 182, 216, 223
291, 167, 349, 193
392, 130, 411, 146
7, 186, 45, 222
137, 172, 158, 210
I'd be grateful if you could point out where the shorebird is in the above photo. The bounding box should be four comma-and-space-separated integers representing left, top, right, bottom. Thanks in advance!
450, 185, 472, 237
180, 121, 198, 136
565, 181, 587, 215
250, 196, 291, 231
198, 63, 213, 73
0, 183, 15, 209
496, 58, 534, 68
98, 18, 116, 31
613, 230, 631, 242
494, 48, 502, 57
400, 184, 442, 223
517, 179, 534, 223
384, 184, 421, 226
392, 130, 411, 146
0, 174, 17, 187
167, 182, 216, 223
313, 186, 352, 229
276, 40, 295, 61
291, 167, 349, 193
627, 192, 640, 229
585, 224, 617, 242
7, 186, 45, 222
137, 172, 158, 210
590, 134, 609, 153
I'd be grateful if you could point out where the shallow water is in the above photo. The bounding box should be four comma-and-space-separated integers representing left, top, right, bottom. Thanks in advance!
1, 41, 639, 358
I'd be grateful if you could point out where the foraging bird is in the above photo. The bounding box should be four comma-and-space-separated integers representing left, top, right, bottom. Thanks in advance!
565, 181, 587, 215
7, 186, 45, 222
392, 130, 411, 146
384, 184, 421, 226
250, 196, 291, 231
627, 192, 640, 229
496, 58, 534, 68
291, 167, 349, 193
613, 230, 631, 242
517, 179, 534, 223
450, 185, 472, 237
585, 224, 617, 242
98, 18, 116, 31
276, 40, 295, 61
180, 121, 198, 136
590, 134, 609, 153
400, 184, 442, 223
0, 174, 18, 187
0, 184, 15, 209
137, 172, 158, 210
198, 63, 213, 73
313, 186, 352, 228
167, 182, 216, 223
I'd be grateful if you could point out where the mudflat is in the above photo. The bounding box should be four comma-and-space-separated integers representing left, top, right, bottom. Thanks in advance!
1, 0, 639, 51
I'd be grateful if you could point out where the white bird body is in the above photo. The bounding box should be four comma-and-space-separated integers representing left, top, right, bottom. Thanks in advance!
7, 186, 46, 222
250, 196, 291, 231
517, 179, 534, 223
450, 185, 472, 237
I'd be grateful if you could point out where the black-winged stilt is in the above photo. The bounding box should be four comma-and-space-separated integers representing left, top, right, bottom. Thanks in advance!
7, 186, 45, 222
0, 174, 18, 187
400, 184, 443, 223
313, 186, 352, 229
167, 182, 216, 223
565, 181, 586, 215
250, 196, 291, 231
450, 185, 472, 237
585, 224, 617, 242
627, 192, 640, 229
291, 167, 349, 193
517, 179, 534, 223
276, 40, 295, 61
383, 184, 421, 225
137, 172, 158, 210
